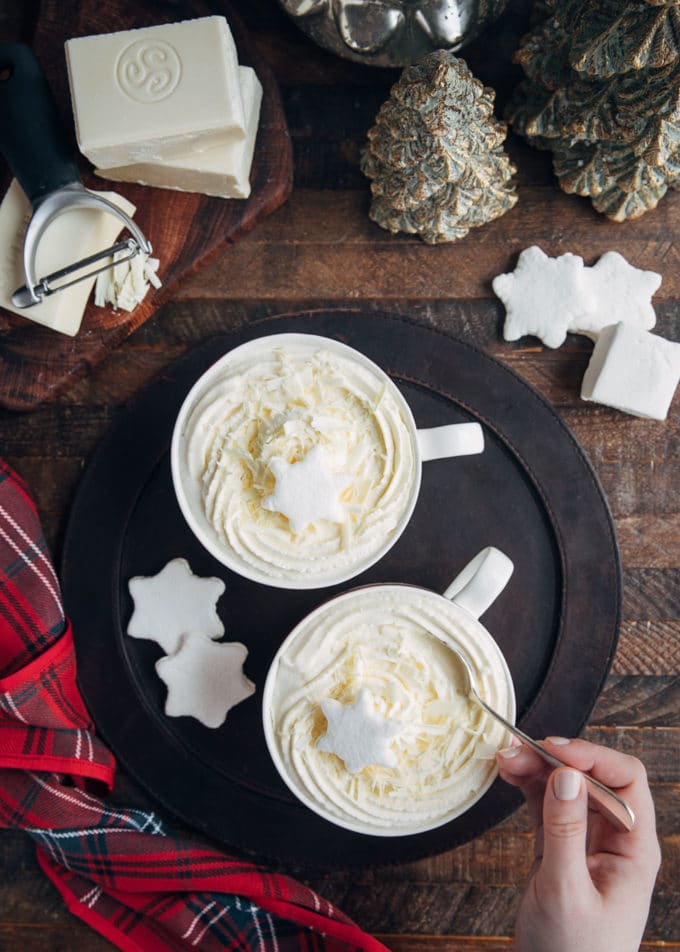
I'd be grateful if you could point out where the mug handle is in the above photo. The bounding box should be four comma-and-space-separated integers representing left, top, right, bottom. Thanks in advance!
443, 546, 514, 620
417, 423, 484, 462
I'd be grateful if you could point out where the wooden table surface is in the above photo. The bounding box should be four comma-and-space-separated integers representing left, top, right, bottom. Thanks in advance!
1, 0, 679, 949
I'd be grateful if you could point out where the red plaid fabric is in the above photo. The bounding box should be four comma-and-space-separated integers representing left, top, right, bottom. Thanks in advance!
0, 460, 389, 952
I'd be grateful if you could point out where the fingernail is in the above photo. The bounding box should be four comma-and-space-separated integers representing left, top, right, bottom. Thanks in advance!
554, 768, 581, 801
547, 736, 570, 746
498, 746, 521, 759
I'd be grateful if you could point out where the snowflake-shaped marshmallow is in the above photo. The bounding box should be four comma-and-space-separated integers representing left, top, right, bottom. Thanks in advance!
494, 246, 662, 349
156, 633, 255, 729
573, 251, 661, 339
263, 444, 353, 534
493, 245, 592, 349
127, 558, 224, 654
317, 688, 403, 773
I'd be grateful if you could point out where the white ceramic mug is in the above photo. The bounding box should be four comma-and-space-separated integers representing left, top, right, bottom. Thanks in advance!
171, 333, 484, 589
262, 546, 516, 836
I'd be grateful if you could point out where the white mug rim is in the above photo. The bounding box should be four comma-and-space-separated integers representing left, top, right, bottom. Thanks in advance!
261, 581, 517, 837
170, 333, 424, 589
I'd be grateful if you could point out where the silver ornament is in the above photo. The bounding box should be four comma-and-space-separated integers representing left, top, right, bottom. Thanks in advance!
279, 0, 508, 67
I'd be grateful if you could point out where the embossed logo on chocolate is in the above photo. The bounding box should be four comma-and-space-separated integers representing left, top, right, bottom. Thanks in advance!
116, 39, 181, 103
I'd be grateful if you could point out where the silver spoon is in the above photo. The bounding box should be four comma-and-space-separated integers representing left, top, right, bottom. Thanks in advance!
453, 647, 636, 833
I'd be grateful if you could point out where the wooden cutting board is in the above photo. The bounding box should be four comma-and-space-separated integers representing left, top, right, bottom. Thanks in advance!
0, 0, 293, 411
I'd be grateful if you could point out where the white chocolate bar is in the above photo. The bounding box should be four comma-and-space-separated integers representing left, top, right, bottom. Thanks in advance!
96, 66, 262, 199
66, 17, 246, 167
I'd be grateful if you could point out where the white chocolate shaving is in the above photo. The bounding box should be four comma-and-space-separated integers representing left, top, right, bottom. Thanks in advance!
94, 248, 161, 312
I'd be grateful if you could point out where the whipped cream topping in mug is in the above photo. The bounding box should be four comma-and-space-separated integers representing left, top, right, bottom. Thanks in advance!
175, 337, 419, 585
264, 585, 514, 835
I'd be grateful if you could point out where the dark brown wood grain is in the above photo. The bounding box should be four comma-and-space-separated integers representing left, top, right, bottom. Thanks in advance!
0, 0, 293, 411
174, 187, 680, 302
1, 0, 679, 948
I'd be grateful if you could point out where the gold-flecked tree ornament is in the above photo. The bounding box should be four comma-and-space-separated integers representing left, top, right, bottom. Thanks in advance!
507, 0, 680, 221
360, 51, 517, 243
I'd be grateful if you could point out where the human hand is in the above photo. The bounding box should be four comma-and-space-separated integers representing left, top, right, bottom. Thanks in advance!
497, 737, 661, 952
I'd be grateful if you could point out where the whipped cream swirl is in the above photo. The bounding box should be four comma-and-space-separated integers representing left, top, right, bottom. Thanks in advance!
267, 586, 513, 835
180, 341, 417, 584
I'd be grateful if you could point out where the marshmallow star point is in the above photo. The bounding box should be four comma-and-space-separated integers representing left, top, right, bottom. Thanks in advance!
493, 245, 589, 349
156, 634, 255, 729
263, 444, 353, 534
317, 688, 403, 773
127, 558, 225, 654
575, 251, 661, 339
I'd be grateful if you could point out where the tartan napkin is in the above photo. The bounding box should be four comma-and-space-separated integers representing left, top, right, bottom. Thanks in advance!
0, 459, 388, 952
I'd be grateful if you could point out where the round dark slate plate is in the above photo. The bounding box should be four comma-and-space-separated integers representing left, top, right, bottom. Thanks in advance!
61, 310, 621, 868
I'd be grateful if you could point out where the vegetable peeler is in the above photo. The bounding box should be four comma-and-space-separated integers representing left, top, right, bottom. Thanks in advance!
0, 42, 151, 308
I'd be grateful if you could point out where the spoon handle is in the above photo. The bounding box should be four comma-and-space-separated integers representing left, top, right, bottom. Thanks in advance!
479, 701, 636, 833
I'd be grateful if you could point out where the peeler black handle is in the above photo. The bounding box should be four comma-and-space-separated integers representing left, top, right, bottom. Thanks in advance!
0, 42, 81, 207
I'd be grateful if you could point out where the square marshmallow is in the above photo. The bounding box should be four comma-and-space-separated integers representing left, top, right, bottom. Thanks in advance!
581, 322, 680, 420
66, 17, 246, 167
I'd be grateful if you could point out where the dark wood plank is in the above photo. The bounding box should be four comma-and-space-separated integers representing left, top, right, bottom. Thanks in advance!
616, 517, 680, 569
578, 727, 680, 783
622, 570, 680, 622
592, 676, 680, 726
299, 880, 680, 939
1, 925, 674, 952
614, 624, 680, 676
0, 926, 114, 951
175, 188, 680, 301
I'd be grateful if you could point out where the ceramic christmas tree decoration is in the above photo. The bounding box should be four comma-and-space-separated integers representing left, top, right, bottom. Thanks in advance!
361, 50, 517, 243
507, 0, 680, 221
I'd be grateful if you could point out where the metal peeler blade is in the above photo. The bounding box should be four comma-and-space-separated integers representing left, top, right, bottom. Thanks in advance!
11, 235, 143, 309
0, 43, 152, 308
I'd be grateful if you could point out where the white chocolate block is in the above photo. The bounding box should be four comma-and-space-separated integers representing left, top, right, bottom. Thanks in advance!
66, 17, 246, 167
95, 66, 262, 199
0, 179, 136, 336
581, 322, 680, 420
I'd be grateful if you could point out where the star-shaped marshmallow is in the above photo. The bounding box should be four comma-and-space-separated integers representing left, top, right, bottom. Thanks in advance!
263, 444, 353, 534
493, 245, 591, 349
573, 251, 661, 339
155, 633, 255, 729
317, 688, 403, 773
127, 558, 225, 654
493, 246, 662, 350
